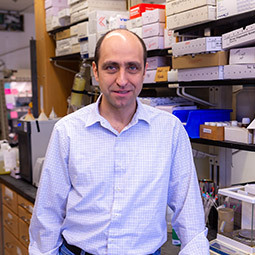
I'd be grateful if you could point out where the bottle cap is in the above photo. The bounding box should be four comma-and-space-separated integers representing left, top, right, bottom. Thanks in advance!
231, 120, 238, 126
242, 117, 251, 125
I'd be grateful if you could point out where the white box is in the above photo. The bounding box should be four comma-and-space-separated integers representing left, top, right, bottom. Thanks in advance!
217, 0, 255, 19
222, 23, 255, 50
166, 0, 216, 16
164, 28, 175, 49
229, 47, 255, 65
70, 24, 78, 36
70, 35, 79, 45
147, 56, 170, 70
77, 21, 88, 39
45, 0, 68, 9
46, 6, 63, 18
55, 46, 72, 56
131, 17, 143, 28
142, 9, 165, 25
56, 37, 71, 48
58, 8, 70, 18
143, 70, 157, 83
172, 37, 222, 56
80, 39, 89, 54
144, 36, 164, 50
224, 126, 252, 144
224, 64, 255, 79
142, 23, 165, 39
166, 5, 216, 30
178, 66, 224, 81
70, 1, 87, 14
88, 10, 128, 34
85, 0, 127, 11
88, 33, 98, 57
52, 15, 69, 29
70, 8, 88, 23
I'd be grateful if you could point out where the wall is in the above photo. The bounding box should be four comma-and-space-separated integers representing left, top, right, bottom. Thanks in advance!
0, 12, 35, 71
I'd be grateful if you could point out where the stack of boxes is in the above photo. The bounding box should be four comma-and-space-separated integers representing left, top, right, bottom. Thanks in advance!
171, 37, 228, 81
53, 0, 128, 57
45, 0, 69, 31
165, 0, 216, 30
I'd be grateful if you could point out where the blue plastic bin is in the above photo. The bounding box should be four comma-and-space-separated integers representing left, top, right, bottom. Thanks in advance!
172, 109, 232, 138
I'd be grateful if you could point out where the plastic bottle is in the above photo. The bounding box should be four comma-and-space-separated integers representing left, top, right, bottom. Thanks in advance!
0, 141, 11, 175
68, 60, 88, 113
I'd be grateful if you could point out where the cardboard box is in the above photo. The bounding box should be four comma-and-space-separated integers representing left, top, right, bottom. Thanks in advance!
172, 51, 228, 69
77, 21, 88, 39
70, 24, 78, 36
222, 23, 255, 50
144, 36, 164, 50
45, 0, 68, 9
200, 124, 224, 141
142, 8, 165, 25
70, 1, 88, 14
143, 69, 157, 83
217, 0, 255, 19
70, 9, 88, 24
224, 64, 255, 79
130, 3, 165, 19
224, 126, 252, 144
166, 0, 216, 16
164, 28, 176, 49
147, 56, 170, 70
229, 47, 255, 65
142, 23, 165, 39
178, 66, 224, 81
166, 5, 216, 30
58, 8, 70, 18
80, 39, 89, 55
56, 28, 71, 40
172, 37, 222, 57
88, 10, 128, 34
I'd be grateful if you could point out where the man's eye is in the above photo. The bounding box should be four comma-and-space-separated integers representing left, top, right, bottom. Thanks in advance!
106, 66, 115, 70
128, 65, 138, 72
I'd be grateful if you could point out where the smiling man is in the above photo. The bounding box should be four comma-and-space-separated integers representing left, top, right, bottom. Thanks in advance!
29, 29, 209, 255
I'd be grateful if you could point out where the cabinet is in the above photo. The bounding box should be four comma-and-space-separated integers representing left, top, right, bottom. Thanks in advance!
1, 184, 33, 255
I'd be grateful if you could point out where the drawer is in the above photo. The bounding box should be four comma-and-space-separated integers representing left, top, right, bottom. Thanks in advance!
18, 206, 32, 225
18, 195, 34, 214
18, 218, 30, 248
2, 184, 18, 214
3, 205, 19, 237
4, 227, 28, 255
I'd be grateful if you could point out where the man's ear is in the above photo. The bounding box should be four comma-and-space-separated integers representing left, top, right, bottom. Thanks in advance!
143, 62, 148, 77
92, 61, 99, 82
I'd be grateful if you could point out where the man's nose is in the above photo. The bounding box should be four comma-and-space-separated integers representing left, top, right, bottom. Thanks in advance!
116, 68, 128, 87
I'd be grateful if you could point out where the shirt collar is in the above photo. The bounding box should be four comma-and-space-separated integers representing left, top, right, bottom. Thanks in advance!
85, 94, 151, 128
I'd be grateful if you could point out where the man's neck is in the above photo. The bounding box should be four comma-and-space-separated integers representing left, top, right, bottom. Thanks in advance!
99, 99, 137, 133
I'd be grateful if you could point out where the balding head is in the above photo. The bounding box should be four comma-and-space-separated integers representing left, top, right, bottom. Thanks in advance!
94, 29, 147, 70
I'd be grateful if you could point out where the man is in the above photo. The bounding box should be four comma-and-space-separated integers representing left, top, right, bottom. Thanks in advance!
29, 29, 209, 255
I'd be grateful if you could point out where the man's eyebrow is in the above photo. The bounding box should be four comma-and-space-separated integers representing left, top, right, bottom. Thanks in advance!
101, 61, 118, 69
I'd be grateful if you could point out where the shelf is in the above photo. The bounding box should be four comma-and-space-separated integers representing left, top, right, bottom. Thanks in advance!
175, 10, 255, 36
48, 18, 88, 35
191, 138, 255, 152
168, 79, 255, 87
147, 49, 171, 57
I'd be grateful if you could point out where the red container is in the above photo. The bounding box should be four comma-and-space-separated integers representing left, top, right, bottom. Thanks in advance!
129, 3, 165, 19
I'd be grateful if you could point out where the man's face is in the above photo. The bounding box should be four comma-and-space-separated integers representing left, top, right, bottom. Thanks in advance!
92, 31, 147, 112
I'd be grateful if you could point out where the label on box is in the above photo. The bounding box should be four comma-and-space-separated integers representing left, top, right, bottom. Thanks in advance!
155, 66, 170, 82
203, 128, 212, 134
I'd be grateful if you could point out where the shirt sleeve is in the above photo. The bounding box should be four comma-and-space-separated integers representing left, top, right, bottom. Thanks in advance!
29, 123, 71, 255
167, 120, 210, 255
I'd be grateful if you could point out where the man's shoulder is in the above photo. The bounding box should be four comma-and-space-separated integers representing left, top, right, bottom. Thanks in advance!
55, 103, 96, 128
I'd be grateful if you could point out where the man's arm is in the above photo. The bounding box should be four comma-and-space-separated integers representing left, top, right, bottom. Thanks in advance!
29, 124, 71, 255
167, 120, 210, 254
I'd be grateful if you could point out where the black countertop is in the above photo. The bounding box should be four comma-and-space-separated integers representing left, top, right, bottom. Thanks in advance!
0, 175, 37, 203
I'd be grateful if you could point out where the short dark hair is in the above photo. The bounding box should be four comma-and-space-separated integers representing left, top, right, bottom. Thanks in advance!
94, 28, 147, 69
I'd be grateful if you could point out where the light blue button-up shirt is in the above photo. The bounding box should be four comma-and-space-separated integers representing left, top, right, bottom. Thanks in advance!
29, 96, 209, 255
